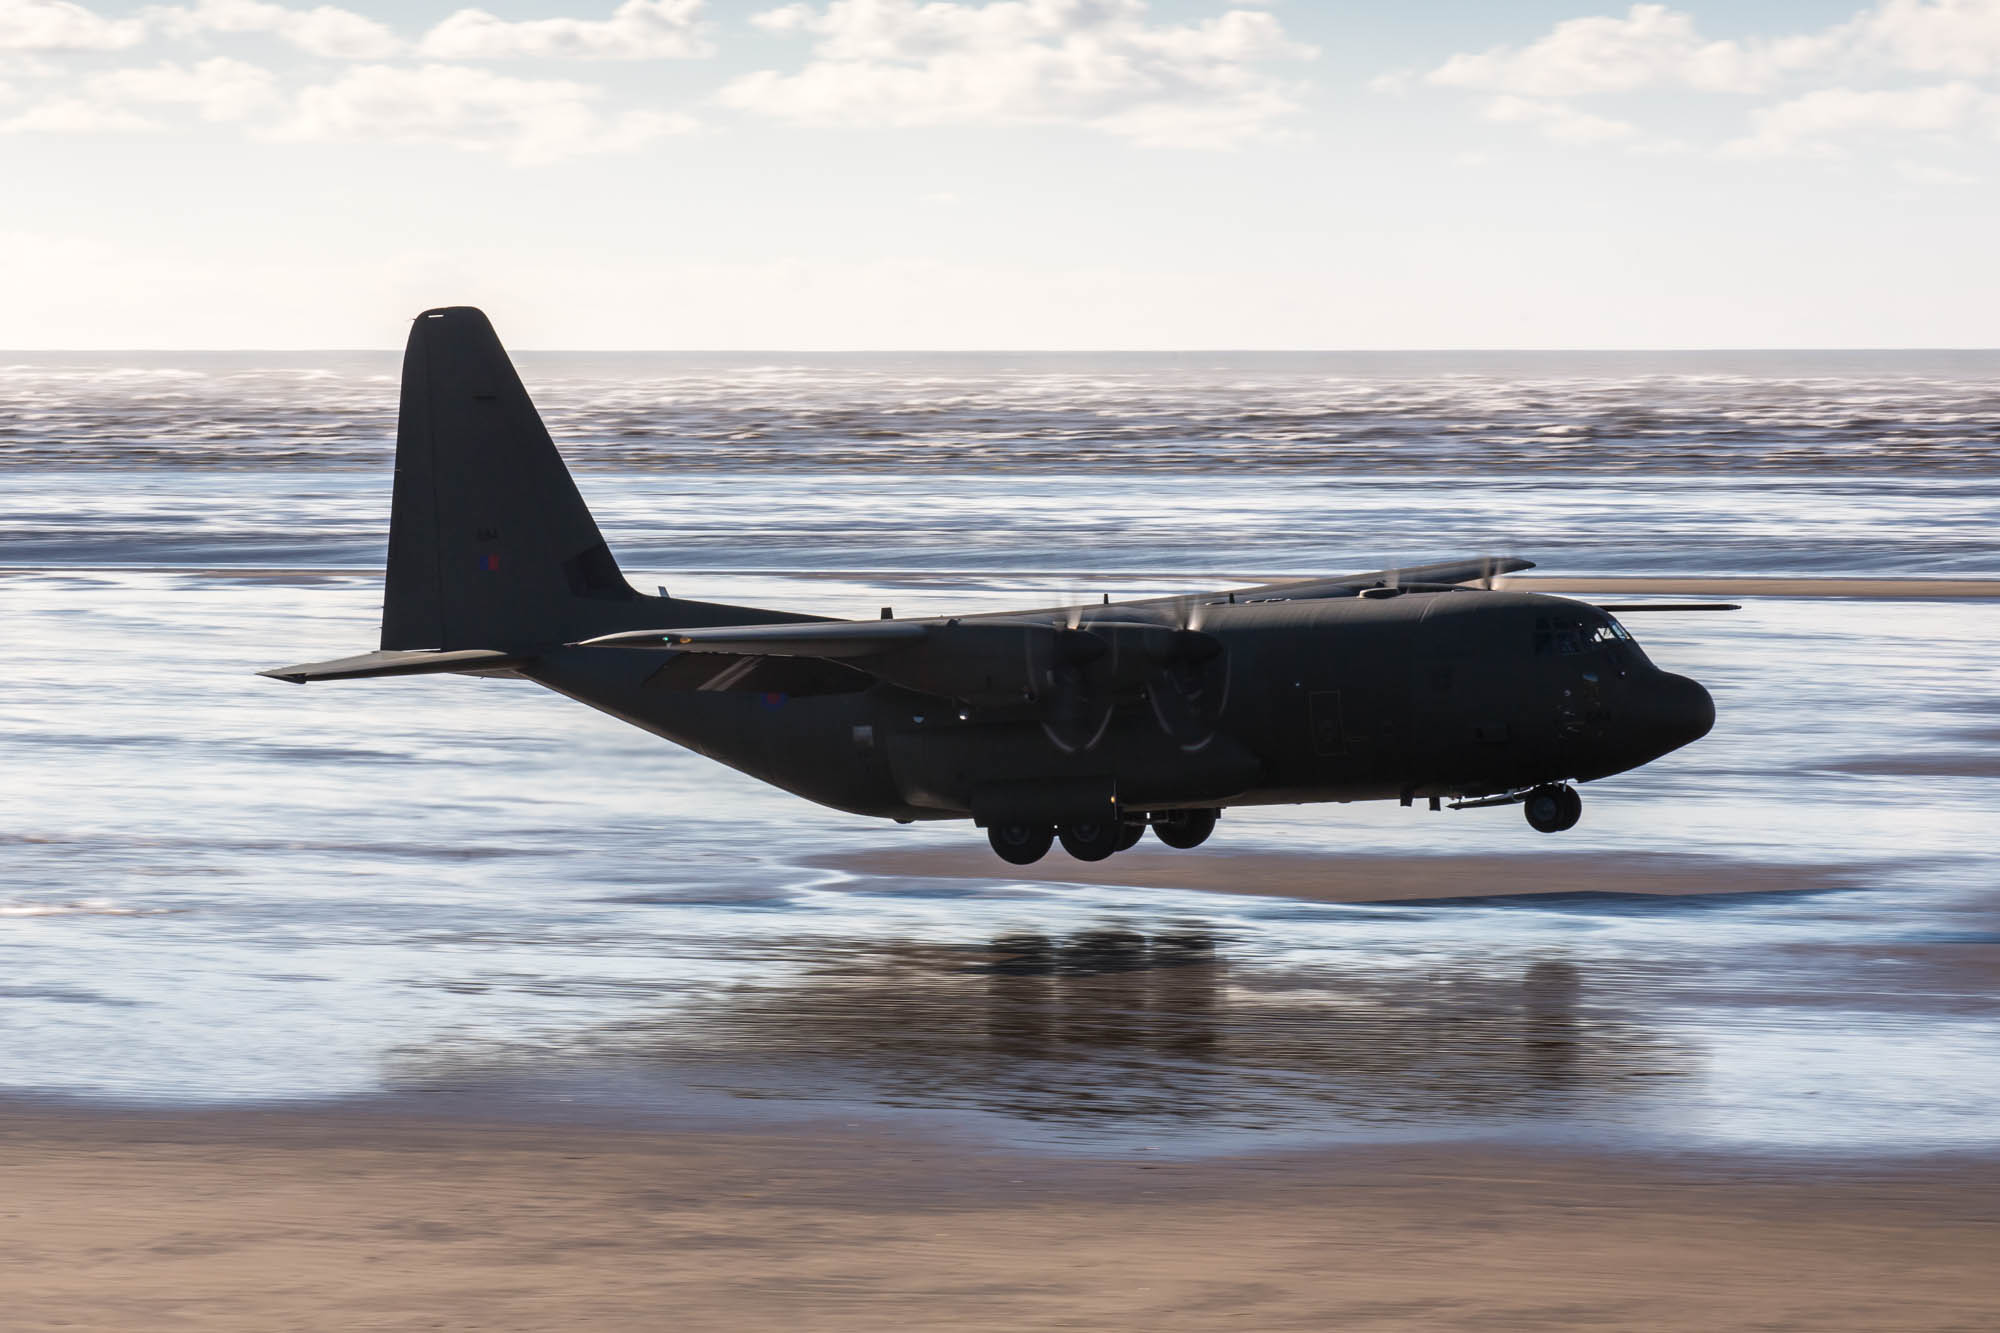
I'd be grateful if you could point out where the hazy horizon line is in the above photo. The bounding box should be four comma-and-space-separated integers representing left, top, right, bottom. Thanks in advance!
6, 346, 2000, 356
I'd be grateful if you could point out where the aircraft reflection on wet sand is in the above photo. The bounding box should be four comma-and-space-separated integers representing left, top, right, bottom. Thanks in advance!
391, 931, 1693, 1137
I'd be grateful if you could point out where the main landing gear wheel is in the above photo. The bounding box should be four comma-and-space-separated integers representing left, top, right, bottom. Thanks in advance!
1524, 784, 1583, 834
1153, 808, 1219, 850
1059, 820, 1124, 862
1115, 821, 1145, 852
988, 822, 1054, 865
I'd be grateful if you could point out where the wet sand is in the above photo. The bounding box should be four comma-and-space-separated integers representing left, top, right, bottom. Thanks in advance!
816, 847, 1864, 903
2, 1106, 1994, 1332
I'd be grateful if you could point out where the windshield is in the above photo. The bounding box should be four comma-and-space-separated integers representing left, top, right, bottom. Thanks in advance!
1534, 612, 1634, 656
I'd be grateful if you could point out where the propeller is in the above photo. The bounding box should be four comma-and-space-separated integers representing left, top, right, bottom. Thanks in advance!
1033, 586, 1233, 754
1027, 581, 1103, 751
1027, 555, 1542, 753
1028, 553, 1551, 753
1140, 589, 1230, 750
1146, 626, 1228, 750
1038, 624, 1114, 753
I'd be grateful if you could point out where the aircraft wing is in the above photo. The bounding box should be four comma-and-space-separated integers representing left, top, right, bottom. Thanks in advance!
580, 615, 1206, 714
1220, 556, 1535, 603
578, 619, 933, 656
579, 557, 1539, 657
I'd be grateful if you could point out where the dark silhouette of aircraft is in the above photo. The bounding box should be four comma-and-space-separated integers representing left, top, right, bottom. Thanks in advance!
264, 308, 1720, 864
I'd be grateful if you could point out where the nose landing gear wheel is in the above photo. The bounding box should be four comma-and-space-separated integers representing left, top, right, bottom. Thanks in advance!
1154, 808, 1219, 849
1524, 784, 1582, 833
1059, 820, 1123, 862
988, 821, 1054, 865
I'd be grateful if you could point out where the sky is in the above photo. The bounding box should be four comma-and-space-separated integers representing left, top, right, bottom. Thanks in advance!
3, 0, 1998, 348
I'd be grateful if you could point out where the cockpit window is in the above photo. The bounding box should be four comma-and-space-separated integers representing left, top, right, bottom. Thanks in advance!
1535, 620, 1582, 655
1534, 613, 1628, 655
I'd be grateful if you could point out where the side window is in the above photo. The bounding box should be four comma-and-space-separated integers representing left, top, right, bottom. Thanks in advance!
1532, 616, 1585, 655
1535, 615, 1621, 656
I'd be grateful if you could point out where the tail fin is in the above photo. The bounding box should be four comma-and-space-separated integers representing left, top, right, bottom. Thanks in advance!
262, 306, 821, 685
381, 307, 643, 651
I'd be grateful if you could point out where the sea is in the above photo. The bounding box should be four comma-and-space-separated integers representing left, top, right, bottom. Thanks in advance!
3, 349, 1998, 1158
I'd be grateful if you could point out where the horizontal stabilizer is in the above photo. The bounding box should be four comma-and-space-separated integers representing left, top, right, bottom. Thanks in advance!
259, 648, 528, 684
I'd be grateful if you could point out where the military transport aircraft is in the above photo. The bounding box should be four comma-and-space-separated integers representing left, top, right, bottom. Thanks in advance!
264, 307, 1721, 865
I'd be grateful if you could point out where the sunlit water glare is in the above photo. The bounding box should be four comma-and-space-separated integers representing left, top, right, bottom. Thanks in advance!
2, 351, 1996, 1157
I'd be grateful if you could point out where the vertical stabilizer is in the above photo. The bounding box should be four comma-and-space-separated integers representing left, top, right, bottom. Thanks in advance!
381, 307, 638, 651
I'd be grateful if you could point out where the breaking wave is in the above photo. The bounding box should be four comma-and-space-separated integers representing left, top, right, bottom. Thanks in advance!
3, 350, 1998, 474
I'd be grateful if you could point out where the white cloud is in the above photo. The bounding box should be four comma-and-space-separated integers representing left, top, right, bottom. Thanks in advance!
0, 95, 153, 131
0, 55, 276, 131
0, 52, 58, 77
1724, 81, 2000, 156
85, 57, 278, 120
419, 0, 711, 60
1426, 0, 2000, 92
266, 63, 696, 164
1844, 0, 2000, 78
1426, 4, 1819, 97
0, 0, 145, 51
149, 0, 401, 59
720, 0, 1315, 147
1413, 1, 2000, 158
1483, 93, 1638, 144
0, 7, 708, 159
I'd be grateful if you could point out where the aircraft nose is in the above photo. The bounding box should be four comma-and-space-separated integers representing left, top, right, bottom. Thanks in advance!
1641, 671, 1714, 755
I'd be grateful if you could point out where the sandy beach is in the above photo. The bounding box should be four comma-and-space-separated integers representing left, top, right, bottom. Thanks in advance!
3, 838, 1987, 1331
3, 1105, 1995, 1332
